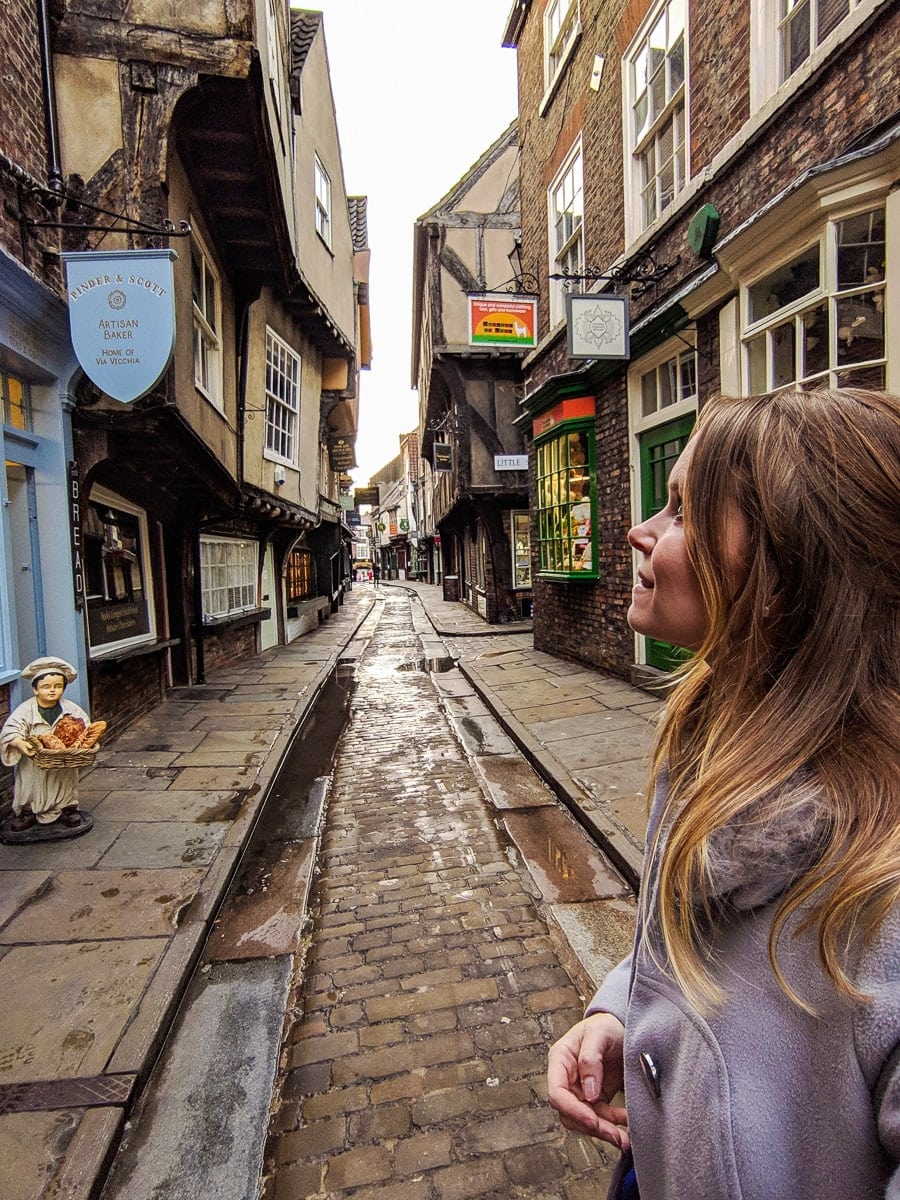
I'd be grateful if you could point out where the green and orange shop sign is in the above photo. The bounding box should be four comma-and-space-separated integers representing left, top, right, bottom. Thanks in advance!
468, 294, 537, 349
532, 395, 596, 438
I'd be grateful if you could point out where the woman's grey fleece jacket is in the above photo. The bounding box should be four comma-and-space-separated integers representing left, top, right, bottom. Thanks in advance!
587, 771, 900, 1200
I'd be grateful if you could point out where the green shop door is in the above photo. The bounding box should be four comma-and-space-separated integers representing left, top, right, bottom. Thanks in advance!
639, 414, 695, 671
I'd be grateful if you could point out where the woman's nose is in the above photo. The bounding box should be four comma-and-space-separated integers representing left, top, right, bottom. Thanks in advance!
628, 517, 655, 553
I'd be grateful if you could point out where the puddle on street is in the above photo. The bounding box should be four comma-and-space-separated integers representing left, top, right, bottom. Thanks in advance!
396, 655, 458, 673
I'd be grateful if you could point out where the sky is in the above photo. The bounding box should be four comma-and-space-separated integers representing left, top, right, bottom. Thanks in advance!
294, 1, 520, 484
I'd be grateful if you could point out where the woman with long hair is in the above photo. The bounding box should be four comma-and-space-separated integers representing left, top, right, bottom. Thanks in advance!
547, 388, 899, 1199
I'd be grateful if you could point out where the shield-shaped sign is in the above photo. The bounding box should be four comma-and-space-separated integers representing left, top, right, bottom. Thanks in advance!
61, 249, 177, 403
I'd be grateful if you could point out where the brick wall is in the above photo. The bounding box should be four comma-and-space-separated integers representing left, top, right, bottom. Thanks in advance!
88, 655, 166, 741
194, 623, 259, 677
0, 0, 64, 291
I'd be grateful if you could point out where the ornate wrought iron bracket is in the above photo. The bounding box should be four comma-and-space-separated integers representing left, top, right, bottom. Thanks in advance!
9, 175, 191, 240
549, 252, 680, 297
468, 272, 539, 297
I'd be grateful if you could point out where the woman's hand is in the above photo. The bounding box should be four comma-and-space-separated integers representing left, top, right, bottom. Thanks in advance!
11, 736, 35, 757
547, 1011, 629, 1149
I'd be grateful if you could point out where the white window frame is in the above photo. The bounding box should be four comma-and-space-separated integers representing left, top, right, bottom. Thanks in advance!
314, 155, 332, 248
740, 204, 886, 394
200, 536, 259, 620
547, 139, 584, 328
622, 0, 688, 246
85, 487, 157, 659
540, 0, 582, 113
749, 0, 877, 112
264, 328, 300, 467
191, 231, 223, 409
627, 336, 698, 665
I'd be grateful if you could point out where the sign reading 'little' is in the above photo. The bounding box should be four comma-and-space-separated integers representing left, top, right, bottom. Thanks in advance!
61, 249, 178, 403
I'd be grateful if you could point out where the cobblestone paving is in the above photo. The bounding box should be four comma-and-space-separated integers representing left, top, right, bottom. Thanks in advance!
263, 591, 617, 1200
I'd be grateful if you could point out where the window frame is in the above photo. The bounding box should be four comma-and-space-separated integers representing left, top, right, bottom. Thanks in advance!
314, 155, 332, 248
740, 204, 886, 394
534, 418, 598, 581
749, 0, 874, 109
622, 0, 688, 245
84, 486, 157, 659
286, 546, 315, 604
627, 336, 699, 667
511, 511, 532, 590
540, 0, 582, 112
263, 327, 301, 468
547, 139, 585, 327
190, 231, 223, 409
200, 535, 259, 621
1, 370, 33, 432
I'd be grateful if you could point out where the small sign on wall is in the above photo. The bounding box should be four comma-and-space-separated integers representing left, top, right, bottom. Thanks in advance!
433, 443, 453, 472
566, 294, 629, 359
494, 454, 528, 471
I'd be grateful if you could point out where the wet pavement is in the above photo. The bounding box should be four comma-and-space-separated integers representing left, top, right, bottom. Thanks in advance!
263, 590, 635, 1199
0, 582, 656, 1199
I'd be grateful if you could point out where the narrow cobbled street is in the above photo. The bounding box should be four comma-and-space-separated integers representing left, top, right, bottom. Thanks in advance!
264, 589, 623, 1200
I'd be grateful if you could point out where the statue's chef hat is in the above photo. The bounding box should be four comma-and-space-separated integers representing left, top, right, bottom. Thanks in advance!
20, 657, 78, 684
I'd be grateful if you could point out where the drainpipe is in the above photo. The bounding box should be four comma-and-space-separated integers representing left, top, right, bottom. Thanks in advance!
36, 0, 66, 196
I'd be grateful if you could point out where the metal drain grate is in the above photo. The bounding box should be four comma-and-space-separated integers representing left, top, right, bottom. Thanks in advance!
0, 1073, 136, 1113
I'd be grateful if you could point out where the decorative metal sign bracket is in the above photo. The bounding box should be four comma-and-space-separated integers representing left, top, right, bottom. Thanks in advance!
11, 178, 191, 240
470, 271, 540, 297
550, 252, 680, 296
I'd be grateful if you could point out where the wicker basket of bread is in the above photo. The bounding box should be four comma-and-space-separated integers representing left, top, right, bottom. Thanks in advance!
28, 715, 106, 769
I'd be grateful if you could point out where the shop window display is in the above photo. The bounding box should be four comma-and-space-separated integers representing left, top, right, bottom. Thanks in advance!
535, 424, 597, 579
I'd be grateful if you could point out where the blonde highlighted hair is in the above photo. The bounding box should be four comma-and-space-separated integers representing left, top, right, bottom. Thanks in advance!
652, 388, 900, 1011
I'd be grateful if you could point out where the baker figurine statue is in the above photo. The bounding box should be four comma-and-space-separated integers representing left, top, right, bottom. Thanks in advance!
0, 657, 102, 843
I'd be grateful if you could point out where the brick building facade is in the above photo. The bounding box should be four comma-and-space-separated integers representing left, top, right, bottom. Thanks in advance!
503, 0, 899, 681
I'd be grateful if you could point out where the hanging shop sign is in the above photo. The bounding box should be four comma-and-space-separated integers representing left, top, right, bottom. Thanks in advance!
354, 487, 379, 507
328, 435, 355, 471
468, 294, 537, 348
433, 442, 453, 472
347, 510, 361, 526
399, 518, 410, 532
494, 454, 528, 471
566, 294, 629, 360
61, 249, 177, 403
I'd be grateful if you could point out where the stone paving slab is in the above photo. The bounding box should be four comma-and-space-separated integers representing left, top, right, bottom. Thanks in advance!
97, 821, 229, 869
503, 808, 632, 903
0, 869, 52, 927
206, 839, 317, 962
473, 755, 557, 810
91, 789, 244, 824
0, 938, 166, 1081
549, 898, 639, 992
0, 823, 125, 870
103, 956, 293, 1200
0, 868, 205, 943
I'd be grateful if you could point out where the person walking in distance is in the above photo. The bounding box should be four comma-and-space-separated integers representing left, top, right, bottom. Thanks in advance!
547, 389, 900, 1200
372, 561, 380, 588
